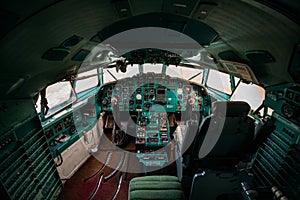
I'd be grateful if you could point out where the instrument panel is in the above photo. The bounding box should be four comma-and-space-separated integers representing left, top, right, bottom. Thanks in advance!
97, 73, 210, 115
97, 73, 210, 161
265, 83, 300, 125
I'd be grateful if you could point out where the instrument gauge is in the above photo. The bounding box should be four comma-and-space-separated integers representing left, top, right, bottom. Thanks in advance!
114, 86, 120, 93
282, 103, 294, 118
102, 98, 108, 105
188, 97, 196, 105
144, 102, 151, 110
198, 98, 203, 104
111, 97, 118, 105
123, 87, 128, 93
177, 88, 183, 95
136, 94, 142, 100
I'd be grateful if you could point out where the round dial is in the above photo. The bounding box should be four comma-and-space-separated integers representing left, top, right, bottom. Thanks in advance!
136, 94, 142, 100
177, 88, 183, 95
282, 103, 294, 118
144, 102, 151, 110
111, 97, 118, 105
102, 98, 108, 105
188, 97, 196, 105
184, 86, 191, 94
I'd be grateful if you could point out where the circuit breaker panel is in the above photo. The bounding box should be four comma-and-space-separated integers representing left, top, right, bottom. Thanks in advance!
252, 83, 300, 199
0, 115, 62, 200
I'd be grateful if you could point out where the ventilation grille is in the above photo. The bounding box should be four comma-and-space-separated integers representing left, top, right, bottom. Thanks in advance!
42, 48, 70, 61
245, 50, 275, 64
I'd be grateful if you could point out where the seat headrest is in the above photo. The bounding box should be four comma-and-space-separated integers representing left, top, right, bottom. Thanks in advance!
211, 101, 250, 117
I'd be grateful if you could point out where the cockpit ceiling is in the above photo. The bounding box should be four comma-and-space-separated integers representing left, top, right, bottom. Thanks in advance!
0, 0, 300, 99
95, 13, 218, 46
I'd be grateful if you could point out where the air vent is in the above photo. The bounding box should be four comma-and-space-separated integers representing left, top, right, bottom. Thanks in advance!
72, 49, 90, 61
245, 50, 275, 64
218, 50, 241, 62
42, 48, 70, 61
60, 35, 83, 49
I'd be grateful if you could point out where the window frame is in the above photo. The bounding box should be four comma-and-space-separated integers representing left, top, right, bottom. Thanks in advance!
38, 81, 77, 120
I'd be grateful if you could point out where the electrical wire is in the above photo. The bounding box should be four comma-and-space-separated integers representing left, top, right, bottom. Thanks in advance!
104, 152, 126, 182
111, 173, 123, 200
84, 151, 112, 182
88, 172, 104, 200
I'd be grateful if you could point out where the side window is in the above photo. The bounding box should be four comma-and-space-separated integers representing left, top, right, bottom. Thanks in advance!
36, 81, 77, 118
231, 82, 265, 115
75, 69, 99, 93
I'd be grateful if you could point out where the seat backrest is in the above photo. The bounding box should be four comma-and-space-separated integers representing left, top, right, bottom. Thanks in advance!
189, 171, 240, 200
192, 101, 255, 170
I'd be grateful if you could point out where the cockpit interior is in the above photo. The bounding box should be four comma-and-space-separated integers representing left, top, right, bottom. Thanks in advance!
0, 0, 300, 200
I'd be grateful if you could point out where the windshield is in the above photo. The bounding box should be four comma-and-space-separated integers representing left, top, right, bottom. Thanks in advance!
103, 63, 203, 84
75, 69, 99, 93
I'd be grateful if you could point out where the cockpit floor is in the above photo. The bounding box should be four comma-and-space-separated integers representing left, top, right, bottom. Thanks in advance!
57, 155, 141, 200
57, 132, 177, 199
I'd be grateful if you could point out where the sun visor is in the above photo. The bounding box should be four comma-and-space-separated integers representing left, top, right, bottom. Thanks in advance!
219, 60, 259, 84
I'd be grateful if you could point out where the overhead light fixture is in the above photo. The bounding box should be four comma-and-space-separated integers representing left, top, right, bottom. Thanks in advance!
96, 53, 102, 58
207, 54, 214, 60
6, 78, 25, 95
200, 10, 208, 15
173, 3, 187, 8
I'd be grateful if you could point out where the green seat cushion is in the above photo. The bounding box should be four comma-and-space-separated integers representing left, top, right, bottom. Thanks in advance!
130, 175, 180, 183
130, 181, 182, 191
130, 189, 185, 200
129, 176, 184, 200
